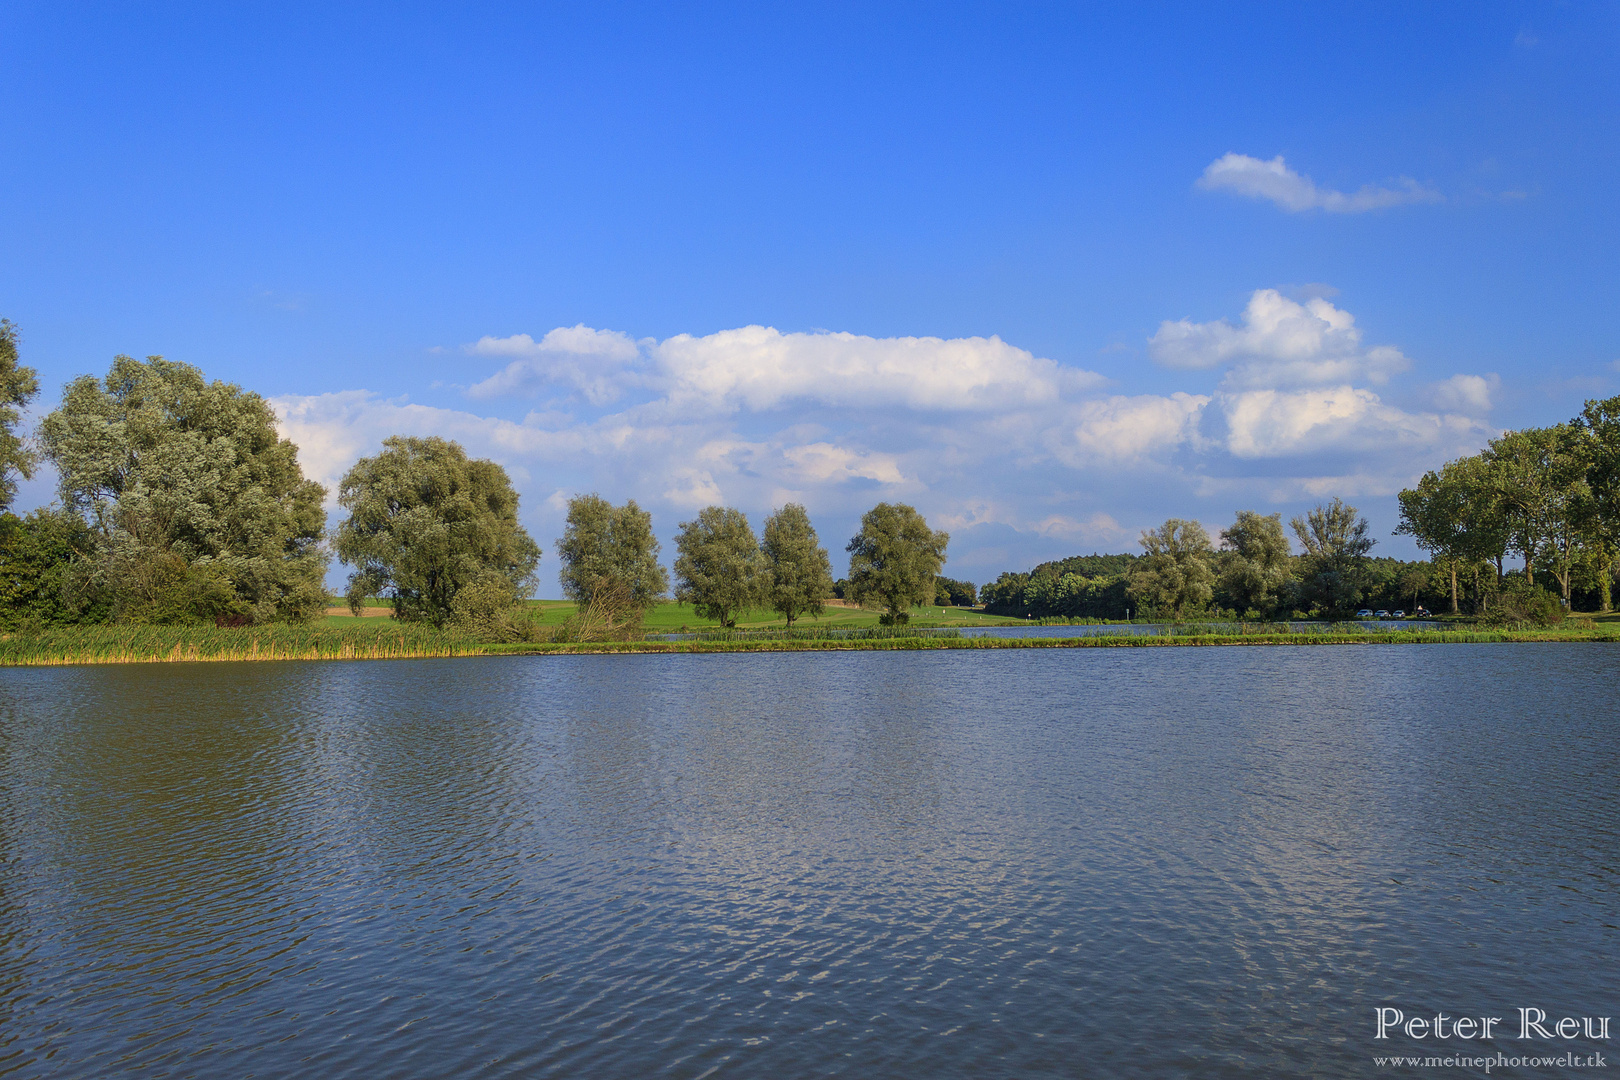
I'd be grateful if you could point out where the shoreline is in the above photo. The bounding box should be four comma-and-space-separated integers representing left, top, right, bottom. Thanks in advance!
3, 626, 1617, 667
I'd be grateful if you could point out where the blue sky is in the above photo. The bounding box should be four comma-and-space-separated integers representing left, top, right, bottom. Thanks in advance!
2, 2, 1617, 587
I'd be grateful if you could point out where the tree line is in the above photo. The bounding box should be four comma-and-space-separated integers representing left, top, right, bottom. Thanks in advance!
5, 333, 1614, 632
1395, 398, 1620, 615
0, 339, 957, 634
980, 390, 1620, 625
981, 501, 1413, 621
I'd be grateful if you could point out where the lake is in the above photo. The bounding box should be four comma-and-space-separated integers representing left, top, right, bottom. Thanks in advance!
1, 646, 1615, 1077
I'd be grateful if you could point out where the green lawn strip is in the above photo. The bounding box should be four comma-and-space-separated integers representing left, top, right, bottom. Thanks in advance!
5, 622, 1615, 667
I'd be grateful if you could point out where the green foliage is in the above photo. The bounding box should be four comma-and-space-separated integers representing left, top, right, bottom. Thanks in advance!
845, 503, 949, 619
0, 509, 103, 628
447, 577, 543, 642
1128, 519, 1214, 619
335, 436, 541, 627
555, 494, 667, 610
1290, 498, 1374, 617
1029, 551, 1138, 580
674, 505, 765, 628
0, 320, 40, 512
934, 575, 977, 606
761, 503, 833, 626
40, 355, 327, 624
1217, 511, 1294, 617
1479, 576, 1565, 627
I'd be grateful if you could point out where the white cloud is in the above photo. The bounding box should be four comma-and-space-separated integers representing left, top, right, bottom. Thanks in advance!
1149, 289, 1411, 387
1058, 392, 1211, 463
465, 323, 1106, 413
465, 325, 641, 403
260, 298, 1506, 587
1428, 373, 1500, 414
1197, 153, 1442, 213
1219, 385, 1489, 460
782, 442, 907, 485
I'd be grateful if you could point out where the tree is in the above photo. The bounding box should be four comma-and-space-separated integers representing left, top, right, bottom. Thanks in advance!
761, 503, 833, 626
1482, 426, 1587, 595
41, 355, 327, 623
0, 320, 40, 512
1290, 498, 1374, 617
845, 503, 948, 623
674, 505, 764, 627
555, 494, 667, 611
0, 508, 103, 628
1217, 511, 1293, 617
1128, 519, 1214, 619
1576, 394, 1620, 610
334, 436, 540, 626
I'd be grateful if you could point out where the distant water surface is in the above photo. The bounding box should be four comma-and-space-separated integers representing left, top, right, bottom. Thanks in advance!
1, 646, 1615, 1078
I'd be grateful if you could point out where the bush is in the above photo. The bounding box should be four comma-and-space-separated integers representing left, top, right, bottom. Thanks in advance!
447, 577, 542, 642
1480, 579, 1564, 627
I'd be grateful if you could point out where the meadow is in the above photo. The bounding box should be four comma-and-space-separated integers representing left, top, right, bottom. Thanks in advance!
1, 601, 1616, 666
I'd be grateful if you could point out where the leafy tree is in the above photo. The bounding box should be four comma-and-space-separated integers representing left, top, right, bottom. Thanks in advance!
1396, 564, 1433, 612
845, 503, 948, 623
41, 355, 327, 623
1128, 519, 1214, 619
1217, 511, 1294, 617
674, 505, 765, 627
1290, 498, 1374, 616
0, 320, 40, 512
0, 509, 104, 627
934, 575, 977, 606
1483, 426, 1586, 589
1577, 394, 1620, 610
335, 436, 540, 626
761, 503, 833, 626
555, 494, 667, 611
1397, 458, 1490, 613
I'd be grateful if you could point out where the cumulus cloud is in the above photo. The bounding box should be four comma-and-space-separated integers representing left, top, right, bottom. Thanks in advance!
466, 325, 642, 403
1219, 385, 1486, 459
1197, 153, 1442, 213
1149, 289, 1411, 387
1428, 373, 1500, 414
268, 297, 1503, 586
1057, 392, 1211, 463
464, 323, 1106, 413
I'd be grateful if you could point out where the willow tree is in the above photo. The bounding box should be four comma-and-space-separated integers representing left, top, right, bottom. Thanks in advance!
1290, 498, 1374, 617
1129, 519, 1214, 620
41, 355, 327, 623
673, 505, 763, 628
335, 436, 540, 626
846, 503, 948, 624
0, 320, 40, 511
1217, 510, 1293, 617
555, 494, 667, 611
761, 503, 833, 627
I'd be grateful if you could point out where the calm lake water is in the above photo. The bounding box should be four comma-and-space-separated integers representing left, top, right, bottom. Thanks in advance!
1, 646, 1615, 1078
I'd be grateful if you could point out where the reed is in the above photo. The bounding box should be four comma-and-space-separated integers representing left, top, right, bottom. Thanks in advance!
1, 620, 1614, 667
0, 622, 484, 666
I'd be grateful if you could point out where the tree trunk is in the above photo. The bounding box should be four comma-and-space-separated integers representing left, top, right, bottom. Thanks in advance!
1449, 563, 1459, 614
1602, 556, 1614, 613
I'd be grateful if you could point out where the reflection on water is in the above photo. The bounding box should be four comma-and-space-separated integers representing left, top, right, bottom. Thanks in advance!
1, 646, 1616, 1078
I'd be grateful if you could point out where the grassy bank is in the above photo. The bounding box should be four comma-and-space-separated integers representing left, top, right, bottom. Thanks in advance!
3, 619, 1618, 666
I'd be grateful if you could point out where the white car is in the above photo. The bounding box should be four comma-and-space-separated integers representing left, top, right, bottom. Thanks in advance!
1356, 609, 1374, 618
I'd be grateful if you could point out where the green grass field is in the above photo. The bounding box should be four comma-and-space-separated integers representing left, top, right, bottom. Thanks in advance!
322, 599, 1030, 631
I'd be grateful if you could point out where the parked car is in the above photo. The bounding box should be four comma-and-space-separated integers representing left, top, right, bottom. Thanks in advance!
1392, 610, 1405, 618
1356, 609, 1374, 618
1375, 610, 1391, 618
1413, 607, 1432, 618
